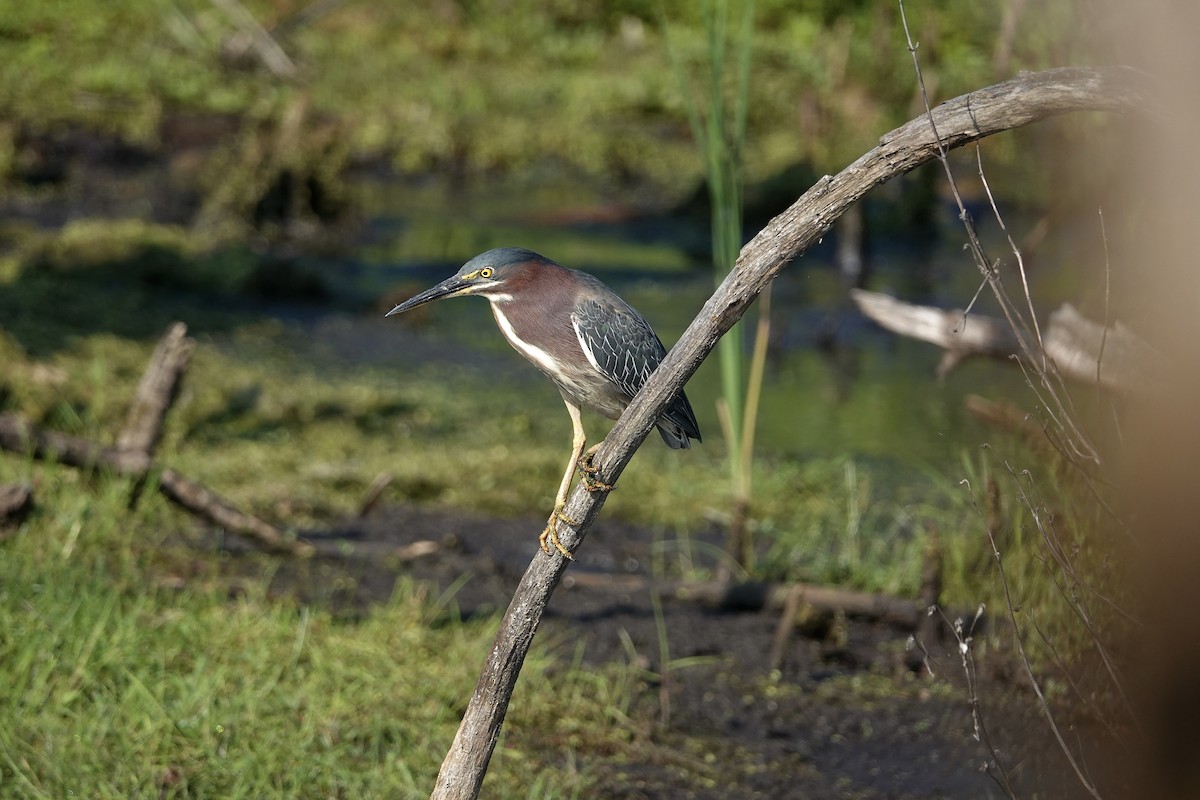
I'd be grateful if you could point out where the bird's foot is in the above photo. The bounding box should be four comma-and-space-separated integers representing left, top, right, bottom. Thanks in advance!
577, 452, 615, 493
540, 504, 577, 560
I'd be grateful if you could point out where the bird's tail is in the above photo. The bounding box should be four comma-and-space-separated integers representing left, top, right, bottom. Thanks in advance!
656, 392, 702, 449
656, 421, 694, 450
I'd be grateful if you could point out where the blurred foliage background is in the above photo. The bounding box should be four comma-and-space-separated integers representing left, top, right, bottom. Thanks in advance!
0, 0, 1094, 213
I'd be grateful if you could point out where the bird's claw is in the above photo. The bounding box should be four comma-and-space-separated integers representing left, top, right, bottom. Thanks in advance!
540, 504, 577, 560
581, 473, 615, 493
577, 453, 615, 493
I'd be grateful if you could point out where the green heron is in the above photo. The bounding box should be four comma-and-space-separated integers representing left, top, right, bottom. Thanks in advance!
386, 247, 701, 558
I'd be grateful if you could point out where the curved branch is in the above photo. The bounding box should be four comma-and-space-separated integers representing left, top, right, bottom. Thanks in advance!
429, 66, 1152, 799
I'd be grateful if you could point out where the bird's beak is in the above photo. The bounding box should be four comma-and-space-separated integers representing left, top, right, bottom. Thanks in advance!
385, 275, 478, 316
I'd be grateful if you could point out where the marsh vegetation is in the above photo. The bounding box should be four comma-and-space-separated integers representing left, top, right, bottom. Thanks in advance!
0, 2, 1146, 797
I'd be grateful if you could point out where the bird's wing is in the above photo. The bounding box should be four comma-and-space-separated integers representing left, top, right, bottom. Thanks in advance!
571, 298, 667, 399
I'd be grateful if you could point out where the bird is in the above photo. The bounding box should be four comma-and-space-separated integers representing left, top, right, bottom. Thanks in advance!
386, 247, 701, 558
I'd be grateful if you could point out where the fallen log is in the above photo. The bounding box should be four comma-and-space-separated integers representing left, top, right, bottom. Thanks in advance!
0, 413, 311, 556
158, 468, 311, 555
117, 322, 194, 508
1042, 304, 1166, 394
850, 289, 1167, 394
0, 323, 310, 556
0, 413, 152, 474
0, 483, 33, 524
559, 570, 962, 632
849, 288, 1018, 378
675, 579, 927, 628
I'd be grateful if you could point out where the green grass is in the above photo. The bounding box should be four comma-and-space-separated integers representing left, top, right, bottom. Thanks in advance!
0, 2, 1083, 202
0, 234, 1126, 791
0, 468, 638, 797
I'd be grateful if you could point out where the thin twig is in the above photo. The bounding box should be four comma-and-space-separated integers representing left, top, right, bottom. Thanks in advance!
974, 152, 1099, 464
897, 4, 1132, 796
211, 0, 297, 78
975, 145, 1045, 359
974, 476, 1104, 799
1097, 208, 1112, 391
940, 600, 1019, 797
1001, 461, 1142, 737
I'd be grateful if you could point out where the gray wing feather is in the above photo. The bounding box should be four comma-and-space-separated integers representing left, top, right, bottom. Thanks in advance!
572, 291, 702, 446
572, 298, 664, 399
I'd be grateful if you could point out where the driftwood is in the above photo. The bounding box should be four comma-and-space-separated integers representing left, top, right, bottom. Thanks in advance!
560, 570, 942, 631
117, 321, 194, 457
1043, 305, 1166, 393
430, 67, 1152, 799
850, 289, 1018, 377
158, 467, 310, 555
850, 289, 1167, 393
0, 324, 311, 557
674, 579, 927, 626
0, 413, 309, 556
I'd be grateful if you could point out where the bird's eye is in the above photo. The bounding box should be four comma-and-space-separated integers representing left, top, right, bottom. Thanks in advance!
479, 268, 494, 279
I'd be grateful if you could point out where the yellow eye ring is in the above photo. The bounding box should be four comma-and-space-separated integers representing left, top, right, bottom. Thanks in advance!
479, 268, 494, 279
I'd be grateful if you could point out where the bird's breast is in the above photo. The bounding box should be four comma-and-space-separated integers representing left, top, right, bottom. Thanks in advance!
488, 298, 629, 418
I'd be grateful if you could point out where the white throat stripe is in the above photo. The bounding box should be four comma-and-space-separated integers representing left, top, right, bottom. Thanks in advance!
490, 303, 560, 374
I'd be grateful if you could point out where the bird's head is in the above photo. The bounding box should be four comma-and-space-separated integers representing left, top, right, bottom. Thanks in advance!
386, 248, 547, 316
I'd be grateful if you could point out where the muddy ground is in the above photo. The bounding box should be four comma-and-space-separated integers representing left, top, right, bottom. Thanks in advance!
231, 506, 1105, 799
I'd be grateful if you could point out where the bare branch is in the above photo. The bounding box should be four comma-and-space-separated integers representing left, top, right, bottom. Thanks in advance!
157, 468, 310, 555
430, 66, 1151, 799
0, 323, 308, 555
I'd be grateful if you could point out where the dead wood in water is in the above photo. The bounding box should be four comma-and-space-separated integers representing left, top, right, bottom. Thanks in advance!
850, 289, 1167, 394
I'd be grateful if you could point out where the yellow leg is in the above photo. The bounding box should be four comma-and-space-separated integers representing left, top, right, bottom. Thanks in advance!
540, 399, 587, 559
